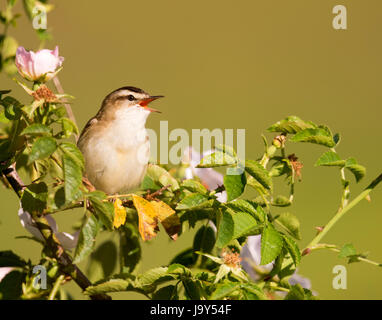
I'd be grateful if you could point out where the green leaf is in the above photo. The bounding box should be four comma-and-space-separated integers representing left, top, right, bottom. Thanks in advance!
216, 210, 234, 248
345, 163, 366, 183
0, 90, 11, 100
21, 182, 48, 214
246, 176, 270, 196
141, 175, 161, 191
86, 190, 107, 200
0, 109, 9, 124
137, 267, 175, 290
167, 263, 191, 275
0, 251, 26, 267
285, 284, 306, 300
290, 128, 335, 148
21, 124, 52, 136
2, 36, 18, 60
276, 212, 301, 240
28, 137, 57, 164
88, 196, 114, 231
85, 278, 139, 295
232, 211, 259, 239
1, 96, 22, 120
59, 142, 85, 170
181, 179, 208, 195
215, 144, 237, 157
224, 170, 246, 201
244, 160, 272, 190
272, 195, 292, 207
269, 160, 291, 177
282, 234, 301, 267
315, 152, 366, 182
87, 241, 117, 280
0, 270, 25, 300
170, 248, 196, 267
209, 282, 241, 300
0, 139, 12, 162
73, 214, 101, 264
240, 283, 267, 300
338, 243, 357, 258
182, 278, 202, 300
119, 224, 141, 273
260, 224, 283, 265
193, 225, 216, 254
52, 187, 66, 209
152, 285, 178, 300
197, 151, 237, 168
225, 199, 264, 222
225, 199, 266, 223
267, 116, 317, 134
176, 193, 212, 211
146, 164, 179, 191
315, 151, 345, 167
58, 118, 79, 138
63, 154, 82, 202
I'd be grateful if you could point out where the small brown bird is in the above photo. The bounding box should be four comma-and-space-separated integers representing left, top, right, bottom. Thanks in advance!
78, 86, 163, 194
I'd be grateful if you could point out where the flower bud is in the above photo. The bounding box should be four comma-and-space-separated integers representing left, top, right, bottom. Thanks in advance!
272, 134, 286, 148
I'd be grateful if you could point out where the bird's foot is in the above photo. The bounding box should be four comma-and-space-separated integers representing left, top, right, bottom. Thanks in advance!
144, 184, 171, 201
82, 176, 96, 192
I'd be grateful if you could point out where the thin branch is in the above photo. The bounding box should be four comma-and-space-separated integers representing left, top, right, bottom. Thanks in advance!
1, 164, 111, 300
144, 184, 172, 201
304, 173, 382, 251
52, 76, 79, 142
304, 243, 382, 268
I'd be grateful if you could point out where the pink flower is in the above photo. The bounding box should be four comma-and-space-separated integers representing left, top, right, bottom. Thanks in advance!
15, 46, 64, 82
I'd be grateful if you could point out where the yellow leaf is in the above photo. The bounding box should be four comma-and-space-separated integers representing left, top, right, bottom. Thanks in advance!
132, 195, 159, 241
151, 200, 181, 240
113, 198, 127, 229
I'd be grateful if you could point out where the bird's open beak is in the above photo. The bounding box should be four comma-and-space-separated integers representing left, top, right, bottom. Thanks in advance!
139, 96, 164, 113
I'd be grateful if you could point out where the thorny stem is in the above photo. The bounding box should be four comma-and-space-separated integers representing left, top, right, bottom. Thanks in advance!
1, 164, 111, 300
304, 173, 382, 252
340, 167, 350, 209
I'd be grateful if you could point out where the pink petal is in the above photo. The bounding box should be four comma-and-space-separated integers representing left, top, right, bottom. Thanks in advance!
0, 267, 15, 282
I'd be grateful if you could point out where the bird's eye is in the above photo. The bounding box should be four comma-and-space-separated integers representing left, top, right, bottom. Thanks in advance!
127, 95, 135, 101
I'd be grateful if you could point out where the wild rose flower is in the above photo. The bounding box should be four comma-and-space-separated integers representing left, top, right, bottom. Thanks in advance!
15, 46, 64, 82
18, 204, 78, 250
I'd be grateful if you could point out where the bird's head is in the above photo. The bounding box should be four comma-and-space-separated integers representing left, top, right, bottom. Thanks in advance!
100, 86, 163, 117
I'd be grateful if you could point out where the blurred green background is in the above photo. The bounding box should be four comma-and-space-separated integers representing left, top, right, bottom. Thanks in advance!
1, 0, 382, 299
